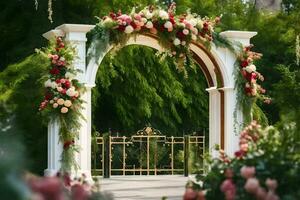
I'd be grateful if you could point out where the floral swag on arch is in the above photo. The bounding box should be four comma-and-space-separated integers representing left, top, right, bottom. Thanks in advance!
38, 4, 270, 173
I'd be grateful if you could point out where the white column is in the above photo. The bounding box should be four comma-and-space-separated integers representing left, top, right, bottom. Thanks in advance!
43, 24, 94, 178
44, 118, 62, 176
206, 87, 220, 158
219, 87, 239, 156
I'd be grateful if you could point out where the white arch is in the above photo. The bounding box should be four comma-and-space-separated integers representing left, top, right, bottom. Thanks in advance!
85, 34, 230, 88
42, 24, 256, 179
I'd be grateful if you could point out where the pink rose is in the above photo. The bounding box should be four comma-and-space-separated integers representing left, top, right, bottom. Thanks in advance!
240, 143, 249, 152
220, 179, 236, 200
183, 188, 197, 200
266, 191, 279, 200
265, 178, 278, 191
240, 166, 256, 179
256, 187, 267, 199
220, 179, 235, 192
244, 178, 259, 194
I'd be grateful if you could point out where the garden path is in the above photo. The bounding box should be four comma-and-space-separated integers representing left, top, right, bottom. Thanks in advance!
98, 175, 192, 200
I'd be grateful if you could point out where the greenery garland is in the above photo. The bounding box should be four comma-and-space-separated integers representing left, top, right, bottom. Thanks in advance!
38, 37, 84, 173
87, 4, 270, 124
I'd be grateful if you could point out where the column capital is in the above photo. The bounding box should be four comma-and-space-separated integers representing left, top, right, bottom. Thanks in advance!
43, 24, 95, 41
206, 87, 218, 93
218, 87, 234, 92
220, 31, 257, 46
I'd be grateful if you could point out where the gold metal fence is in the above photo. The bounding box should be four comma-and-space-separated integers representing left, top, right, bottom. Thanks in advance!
92, 126, 205, 177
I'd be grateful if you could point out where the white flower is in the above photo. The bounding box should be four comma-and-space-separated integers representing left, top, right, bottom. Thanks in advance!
61, 107, 68, 114
141, 17, 147, 23
181, 41, 186, 46
59, 57, 65, 61
50, 81, 57, 89
64, 100, 72, 107
145, 11, 153, 19
245, 64, 256, 73
178, 23, 186, 28
183, 29, 189, 35
164, 21, 173, 29
188, 19, 198, 26
159, 10, 169, 20
50, 100, 54, 104
53, 103, 58, 108
197, 20, 204, 29
65, 72, 75, 80
57, 98, 65, 105
191, 34, 197, 41
66, 88, 76, 97
173, 38, 181, 46
57, 87, 63, 92
145, 21, 153, 29
124, 25, 134, 34
44, 79, 52, 88
191, 27, 198, 35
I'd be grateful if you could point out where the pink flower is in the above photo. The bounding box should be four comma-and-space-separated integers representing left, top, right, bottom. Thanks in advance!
244, 178, 260, 194
220, 179, 235, 192
220, 179, 236, 200
183, 188, 197, 200
265, 178, 278, 191
240, 166, 256, 179
71, 184, 89, 200
266, 191, 279, 200
240, 143, 249, 152
52, 54, 59, 60
256, 187, 267, 199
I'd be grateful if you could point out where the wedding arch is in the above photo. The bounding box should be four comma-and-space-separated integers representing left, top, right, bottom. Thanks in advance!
39, 6, 268, 178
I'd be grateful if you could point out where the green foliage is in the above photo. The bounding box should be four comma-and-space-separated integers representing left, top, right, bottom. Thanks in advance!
0, 54, 48, 174
92, 45, 209, 135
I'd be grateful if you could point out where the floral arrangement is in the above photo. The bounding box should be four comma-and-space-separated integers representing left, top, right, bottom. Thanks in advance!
89, 3, 220, 72
26, 173, 113, 200
183, 121, 300, 200
38, 37, 84, 173
238, 45, 271, 103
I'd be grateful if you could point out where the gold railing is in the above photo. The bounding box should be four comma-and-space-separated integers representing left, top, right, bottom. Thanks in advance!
92, 126, 205, 177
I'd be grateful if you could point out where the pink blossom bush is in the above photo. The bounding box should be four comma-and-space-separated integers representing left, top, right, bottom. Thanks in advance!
184, 121, 300, 200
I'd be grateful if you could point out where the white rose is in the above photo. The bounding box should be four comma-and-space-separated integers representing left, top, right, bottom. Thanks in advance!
181, 41, 186, 46
59, 57, 65, 61
44, 79, 52, 88
51, 81, 57, 89
57, 98, 65, 105
245, 64, 256, 73
141, 17, 147, 23
61, 107, 68, 114
188, 19, 198, 26
66, 88, 76, 97
164, 21, 173, 29
191, 34, 197, 41
145, 21, 153, 29
183, 29, 189, 35
173, 38, 181, 46
50, 100, 54, 104
124, 25, 134, 34
57, 87, 63, 92
145, 11, 153, 19
53, 103, 58, 108
159, 10, 169, 20
64, 100, 72, 107
197, 20, 204, 29
192, 27, 198, 35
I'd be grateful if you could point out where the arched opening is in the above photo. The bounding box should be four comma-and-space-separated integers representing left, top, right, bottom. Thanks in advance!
85, 34, 226, 176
